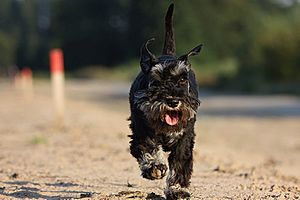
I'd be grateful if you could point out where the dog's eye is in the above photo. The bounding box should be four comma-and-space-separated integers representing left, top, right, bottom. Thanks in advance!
178, 78, 188, 85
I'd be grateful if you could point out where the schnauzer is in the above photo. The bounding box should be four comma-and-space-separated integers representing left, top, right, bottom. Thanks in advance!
129, 4, 202, 200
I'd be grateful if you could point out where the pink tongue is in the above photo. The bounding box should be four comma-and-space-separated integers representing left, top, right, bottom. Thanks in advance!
165, 114, 179, 126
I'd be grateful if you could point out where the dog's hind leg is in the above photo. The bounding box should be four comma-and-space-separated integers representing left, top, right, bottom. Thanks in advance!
165, 130, 195, 200
130, 136, 168, 180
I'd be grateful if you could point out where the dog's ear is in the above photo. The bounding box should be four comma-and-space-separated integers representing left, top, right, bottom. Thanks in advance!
140, 38, 158, 74
178, 44, 203, 63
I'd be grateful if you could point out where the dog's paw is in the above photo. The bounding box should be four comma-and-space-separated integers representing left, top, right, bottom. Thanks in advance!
141, 163, 167, 180
165, 186, 190, 200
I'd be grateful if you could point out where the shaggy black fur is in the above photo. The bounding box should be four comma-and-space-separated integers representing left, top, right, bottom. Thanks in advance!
128, 4, 202, 200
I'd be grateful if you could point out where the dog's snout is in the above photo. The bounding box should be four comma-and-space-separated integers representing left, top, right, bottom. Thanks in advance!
167, 99, 179, 108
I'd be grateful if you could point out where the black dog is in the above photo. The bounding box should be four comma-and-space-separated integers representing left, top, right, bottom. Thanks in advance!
129, 4, 202, 199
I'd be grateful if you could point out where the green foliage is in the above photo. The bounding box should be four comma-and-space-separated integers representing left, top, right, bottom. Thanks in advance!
0, 0, 299, 92
0, 31, 15, 67
233, 2, 300, 92
255, 10, 300, 82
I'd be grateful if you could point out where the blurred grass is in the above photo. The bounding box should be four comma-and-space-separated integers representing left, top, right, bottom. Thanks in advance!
30, 135, 48, 145
26, 60, 299, 94
192, 57, 238, 86
72, 58, 238, 87
73, 60, 140, 81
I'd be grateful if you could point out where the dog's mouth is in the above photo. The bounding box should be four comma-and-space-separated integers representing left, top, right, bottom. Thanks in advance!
164, 111, 180, 126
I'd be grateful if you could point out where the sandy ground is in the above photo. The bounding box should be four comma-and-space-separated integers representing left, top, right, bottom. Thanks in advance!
0, 79, 299, 199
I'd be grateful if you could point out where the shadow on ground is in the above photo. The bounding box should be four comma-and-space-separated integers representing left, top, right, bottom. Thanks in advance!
1, 180, 165, 200
1, 180, 95, 199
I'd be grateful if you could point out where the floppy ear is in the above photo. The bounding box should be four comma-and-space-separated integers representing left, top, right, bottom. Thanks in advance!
178, 44, 203, 62
140, 38, 158, 74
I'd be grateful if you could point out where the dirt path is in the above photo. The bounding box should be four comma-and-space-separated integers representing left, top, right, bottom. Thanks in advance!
0, 80, 299, 199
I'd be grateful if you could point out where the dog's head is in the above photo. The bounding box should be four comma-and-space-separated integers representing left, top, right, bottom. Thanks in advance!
133, 4, 202, 132
134, 39, 202, 132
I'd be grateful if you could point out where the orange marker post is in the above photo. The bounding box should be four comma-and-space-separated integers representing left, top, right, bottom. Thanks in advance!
50, 49, 65, 126
20, 67, 33, 100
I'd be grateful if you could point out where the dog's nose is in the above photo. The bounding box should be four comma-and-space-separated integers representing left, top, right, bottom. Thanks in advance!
167, 99, 179, 108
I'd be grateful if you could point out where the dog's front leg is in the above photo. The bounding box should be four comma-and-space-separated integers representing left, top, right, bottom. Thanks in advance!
130, 136, 167, 180
165, 131, 195, 200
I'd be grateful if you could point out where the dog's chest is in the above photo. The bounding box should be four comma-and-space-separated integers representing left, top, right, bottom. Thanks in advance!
160, 129, 184, 147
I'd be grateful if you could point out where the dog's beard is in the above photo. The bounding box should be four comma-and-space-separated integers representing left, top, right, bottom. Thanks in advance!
134, 90, 199, 132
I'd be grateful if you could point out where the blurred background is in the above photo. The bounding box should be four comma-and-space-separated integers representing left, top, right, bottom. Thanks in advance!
0, 0, 300, 93
0, 1, 300, 199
